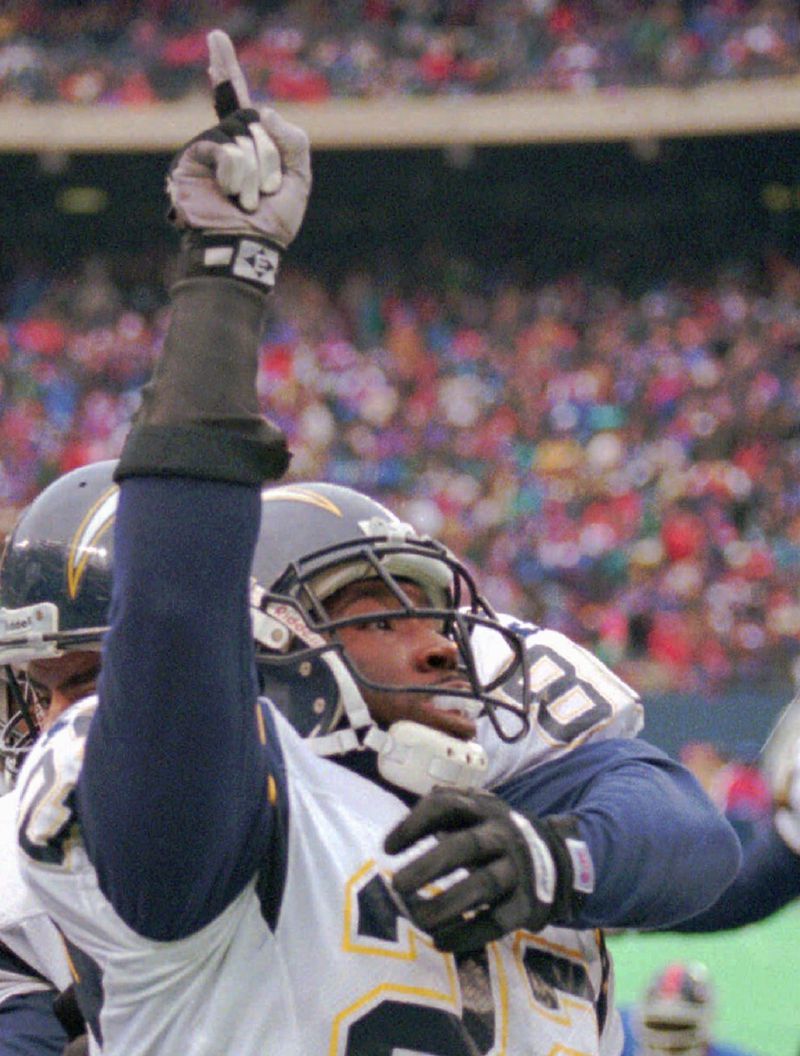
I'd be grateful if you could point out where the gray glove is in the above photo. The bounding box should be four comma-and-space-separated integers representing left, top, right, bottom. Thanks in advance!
115, 28, 299, 485
166, 30, 311, 291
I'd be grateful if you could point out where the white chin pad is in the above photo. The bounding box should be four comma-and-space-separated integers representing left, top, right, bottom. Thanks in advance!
375, 720, 487, 797
430, 693, 482, 719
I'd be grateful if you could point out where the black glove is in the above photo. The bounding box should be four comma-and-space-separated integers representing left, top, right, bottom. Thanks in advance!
53, 983, 86, 1041
384, 788, 591, 955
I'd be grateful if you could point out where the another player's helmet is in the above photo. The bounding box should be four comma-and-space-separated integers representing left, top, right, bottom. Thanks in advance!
0, 460, 117, 779
637, 962, 714, 1056
251, 482, 532, 795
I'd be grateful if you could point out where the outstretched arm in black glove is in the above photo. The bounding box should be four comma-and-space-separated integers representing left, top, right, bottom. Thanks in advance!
384, 787, 592, 955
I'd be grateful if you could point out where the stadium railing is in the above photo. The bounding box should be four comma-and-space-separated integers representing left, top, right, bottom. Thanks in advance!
2, 76, 800, 151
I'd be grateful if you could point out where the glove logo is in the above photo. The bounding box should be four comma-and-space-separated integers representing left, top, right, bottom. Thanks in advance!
565, 838, 595, 894
233, 239, 279, 288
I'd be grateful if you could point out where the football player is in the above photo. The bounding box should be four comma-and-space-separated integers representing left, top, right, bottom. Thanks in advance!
670, 700, 800, 932
4, 31, 739, 1056
0, 673, 84, 1055
620, 962, 755, 1056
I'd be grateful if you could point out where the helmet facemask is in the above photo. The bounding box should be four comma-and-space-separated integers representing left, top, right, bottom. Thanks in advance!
0, 460, 117, 783
253, 518, 533, 794
637, 963, 714, 1056
0, 667, 46, 786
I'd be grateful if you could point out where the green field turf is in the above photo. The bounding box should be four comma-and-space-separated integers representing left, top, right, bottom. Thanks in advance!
609, 901, 800, 1056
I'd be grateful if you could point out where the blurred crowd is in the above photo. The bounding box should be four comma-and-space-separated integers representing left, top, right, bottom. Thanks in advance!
2, 244, 800, 697
0, 0, 799, 104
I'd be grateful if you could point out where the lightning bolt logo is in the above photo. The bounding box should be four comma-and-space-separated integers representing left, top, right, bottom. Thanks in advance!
261, 486, 342, 517
67, 485, 119, 600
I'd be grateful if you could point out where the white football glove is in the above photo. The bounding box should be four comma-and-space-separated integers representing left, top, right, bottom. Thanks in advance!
761, 689, 800, 855
167, 30, 311, 252
774, 735, 800, 855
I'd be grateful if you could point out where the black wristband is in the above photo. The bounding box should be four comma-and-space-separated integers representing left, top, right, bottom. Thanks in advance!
177, 230, 282, 292
115, 422, 290, 485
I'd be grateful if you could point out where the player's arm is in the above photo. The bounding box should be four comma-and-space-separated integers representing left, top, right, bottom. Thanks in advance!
671, 821, 800, 931
386, 738, 740, 954
499, 738, 741, 928
75, 33, 311, 941
674, 718, 800, 931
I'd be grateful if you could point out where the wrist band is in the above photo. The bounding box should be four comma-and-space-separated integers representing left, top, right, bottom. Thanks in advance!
178, 231, 281, 291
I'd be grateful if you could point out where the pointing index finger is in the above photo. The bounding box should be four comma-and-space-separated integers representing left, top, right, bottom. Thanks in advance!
207, 29, 252, 119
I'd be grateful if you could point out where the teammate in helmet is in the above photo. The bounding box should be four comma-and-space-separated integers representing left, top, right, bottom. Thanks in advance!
0, 467, 109, 1053
620, 962, 755, 1056
0, 460, 115, 788
6, 31, 739, 1056
666, 696, 800, 932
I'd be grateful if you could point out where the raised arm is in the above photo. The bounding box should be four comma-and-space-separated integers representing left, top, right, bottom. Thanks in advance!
76, 34, 311, 941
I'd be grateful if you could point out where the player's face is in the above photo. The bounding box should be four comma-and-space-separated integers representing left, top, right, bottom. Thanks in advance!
327, 581, 476, 740
25, 651, 100, 730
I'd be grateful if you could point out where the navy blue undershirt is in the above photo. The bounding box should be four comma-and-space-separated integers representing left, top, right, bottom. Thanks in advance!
672, 821, 800, 931
495, 739, 741, 929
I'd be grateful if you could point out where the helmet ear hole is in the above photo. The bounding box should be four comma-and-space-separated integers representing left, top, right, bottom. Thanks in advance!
257, 652, 344, 738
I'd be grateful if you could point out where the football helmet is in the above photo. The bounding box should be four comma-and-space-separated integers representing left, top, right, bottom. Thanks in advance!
637, 962, 714, 1056
251, 482, 532, 796
0, 460, 117, 779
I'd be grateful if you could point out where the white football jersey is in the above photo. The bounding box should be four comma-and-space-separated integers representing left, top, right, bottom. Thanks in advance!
0, 788, 72, 1007
474, 618, 643, 788
17, 695, 623, 1056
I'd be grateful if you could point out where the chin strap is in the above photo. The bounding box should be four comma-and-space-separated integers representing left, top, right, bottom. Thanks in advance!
251, 584, 489, 796
367, 721, 488, 797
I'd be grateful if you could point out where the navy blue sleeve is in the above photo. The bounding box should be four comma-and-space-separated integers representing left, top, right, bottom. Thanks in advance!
77, 477, 283, 941
495, 739, 741, 929
672, 822, 800, 931
0, 990, 67, 1056
618, 1007, 636, 1056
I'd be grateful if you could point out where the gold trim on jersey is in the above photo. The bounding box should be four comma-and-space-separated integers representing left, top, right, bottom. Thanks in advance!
335, 860, 516, 1055
333, 859, 462, 1056
343, 860, 421, 959
512, 930, 595, 1036
255, 703, 267, 746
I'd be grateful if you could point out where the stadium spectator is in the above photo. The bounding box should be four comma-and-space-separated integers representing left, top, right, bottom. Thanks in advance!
0, 0, 799, 103
3, 247, 800, 696
679, 739, 773, 838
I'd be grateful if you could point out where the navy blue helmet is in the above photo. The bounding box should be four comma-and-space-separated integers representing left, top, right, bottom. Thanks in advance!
250, 482, 532, 766
0, 460, 117, 778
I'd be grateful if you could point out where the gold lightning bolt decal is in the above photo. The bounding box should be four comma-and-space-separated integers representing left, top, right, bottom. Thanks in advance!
67, 485, 119, 600
261, 486, 342, 517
